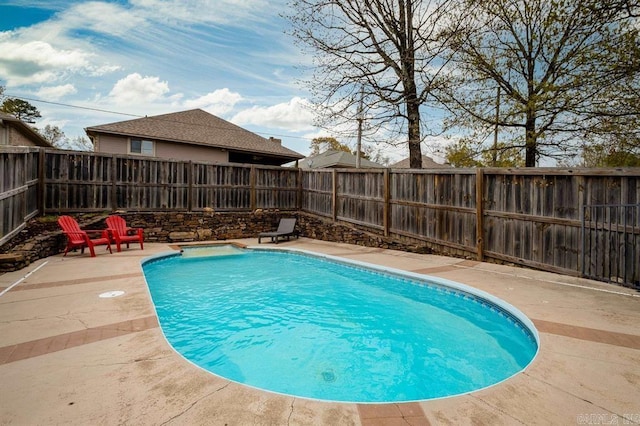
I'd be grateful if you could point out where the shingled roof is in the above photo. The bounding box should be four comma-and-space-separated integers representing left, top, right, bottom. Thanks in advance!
0, 112, 53, 147
298, 150, 385, 169
85, 109, 303, 161
390, 155, 451, 169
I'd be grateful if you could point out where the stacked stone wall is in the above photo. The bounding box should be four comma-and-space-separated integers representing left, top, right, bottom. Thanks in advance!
0, 211, 439, 273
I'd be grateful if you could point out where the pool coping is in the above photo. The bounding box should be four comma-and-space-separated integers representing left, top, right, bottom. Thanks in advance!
1, 238, 639, 425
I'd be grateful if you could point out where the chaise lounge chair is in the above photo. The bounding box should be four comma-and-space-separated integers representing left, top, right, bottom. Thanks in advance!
58, 215, 112, 257
258, 218, 298, 244
105, 215, 144, 252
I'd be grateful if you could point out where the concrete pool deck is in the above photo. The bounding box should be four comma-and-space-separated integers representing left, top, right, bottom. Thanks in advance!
1, 238, 639, 425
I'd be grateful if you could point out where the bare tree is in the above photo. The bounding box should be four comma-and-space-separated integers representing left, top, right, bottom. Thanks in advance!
442, 0, 640, 166
40, 125, 66, 146
287, 0, 457, 168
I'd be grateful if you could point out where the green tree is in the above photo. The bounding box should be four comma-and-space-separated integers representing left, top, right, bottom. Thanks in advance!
309, 137, 352, 155
287, 0, 459, 168
442, 0, 640, 167
582, 142, 640, 167
445, 139, 525, 167
1, 98, 42, 123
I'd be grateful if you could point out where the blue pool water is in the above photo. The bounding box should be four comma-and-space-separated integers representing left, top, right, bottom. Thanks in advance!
142, 248, 538, 403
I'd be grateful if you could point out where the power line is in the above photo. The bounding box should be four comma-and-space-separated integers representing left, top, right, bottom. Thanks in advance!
5, 94, 143, 118
4, 93, 315, 142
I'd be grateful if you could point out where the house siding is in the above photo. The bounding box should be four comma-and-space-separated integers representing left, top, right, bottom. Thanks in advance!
94, 134, 128, 154
156, 141, 228, 163
94, 134, 228, 163
1, 124, 36, 147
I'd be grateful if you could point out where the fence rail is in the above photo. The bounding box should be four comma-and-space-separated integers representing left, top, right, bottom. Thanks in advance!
2, 147, 639, 287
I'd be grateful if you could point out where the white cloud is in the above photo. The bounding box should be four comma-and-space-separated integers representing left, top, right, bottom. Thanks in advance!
0, 40, 93, 86
182, 89, 243, 115
108, 73, 170, 104
0, 2, 139, 88
59, 2, 146, 37
130, 0, 272, 25
36, 84, 77, 100
231, 97, 315, 132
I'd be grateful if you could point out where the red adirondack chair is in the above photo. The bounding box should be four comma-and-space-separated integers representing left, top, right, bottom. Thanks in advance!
58, 216, 112, 257
105, 215, 144, 252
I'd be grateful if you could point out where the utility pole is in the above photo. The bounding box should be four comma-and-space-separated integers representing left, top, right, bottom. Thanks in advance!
356, 86, 364, 168
492, 86, 500, 166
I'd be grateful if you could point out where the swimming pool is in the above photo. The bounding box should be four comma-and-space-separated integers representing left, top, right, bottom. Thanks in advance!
142, 246, 538, 403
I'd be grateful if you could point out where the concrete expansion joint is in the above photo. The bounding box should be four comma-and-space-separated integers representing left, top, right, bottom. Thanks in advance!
523, 371, 620, 417
215, 381, 232, 393
393, 404, 414, 425
159, 386, 226, 426
287, 397, 296, 425
132, 355, 170, 363
50, 313, 89, 329
469, 394, 527, 425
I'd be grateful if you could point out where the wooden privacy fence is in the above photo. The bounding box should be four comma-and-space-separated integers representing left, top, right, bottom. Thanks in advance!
0, 147, 41, 246
1, 147, 639, 287
42, 150, 300, 212
582, 203, 640, 286
302, 168, 640, 287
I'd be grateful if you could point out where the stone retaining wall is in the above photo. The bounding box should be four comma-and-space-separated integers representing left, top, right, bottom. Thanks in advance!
0, 211, 435, 273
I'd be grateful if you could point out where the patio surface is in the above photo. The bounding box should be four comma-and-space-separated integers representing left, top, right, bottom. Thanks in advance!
1, 238, 639, 425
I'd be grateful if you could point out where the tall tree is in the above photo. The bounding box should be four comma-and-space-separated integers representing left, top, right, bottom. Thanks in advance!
1, 98, 42, 123
65, 135, 94, 152
581, 141, 640, 167
444, 139, 525, 167
442, 0, 640, 166
309, 136, 351, 155
287, 0, 458, 168
40, 125, 66, 147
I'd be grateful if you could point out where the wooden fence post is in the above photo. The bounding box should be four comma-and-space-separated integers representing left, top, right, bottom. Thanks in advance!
332, 169, 338, 221
476, 168, 485, 261
111, 154, 117, 211
38, 148, 46, 215
250, 166, 256, 211
188, 161, 194, 212
383, 169, 390, 237
577, 174, 586, 277
297, 168, 303, 211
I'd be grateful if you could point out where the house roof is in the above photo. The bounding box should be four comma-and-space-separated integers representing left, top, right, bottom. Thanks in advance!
0, 112, 53, 147
85, 109, 303, 161
298, 150, 385, 169
390, 155, 451, 169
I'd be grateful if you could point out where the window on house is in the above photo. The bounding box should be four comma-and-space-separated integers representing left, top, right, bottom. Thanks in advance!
130, 139, 154, 156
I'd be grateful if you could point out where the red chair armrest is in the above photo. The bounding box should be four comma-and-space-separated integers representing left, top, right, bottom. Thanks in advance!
125, 227, 144, 236
85, 229, 109, 238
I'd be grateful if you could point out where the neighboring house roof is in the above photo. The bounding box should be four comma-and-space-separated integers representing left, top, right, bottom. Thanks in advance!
85, 109, 303, 161
0, 112, 53, 147
298, 150, 385, 169
390, 155, 451, 168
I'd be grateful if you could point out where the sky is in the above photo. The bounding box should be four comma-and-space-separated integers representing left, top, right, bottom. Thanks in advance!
0, 0, 417, 162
